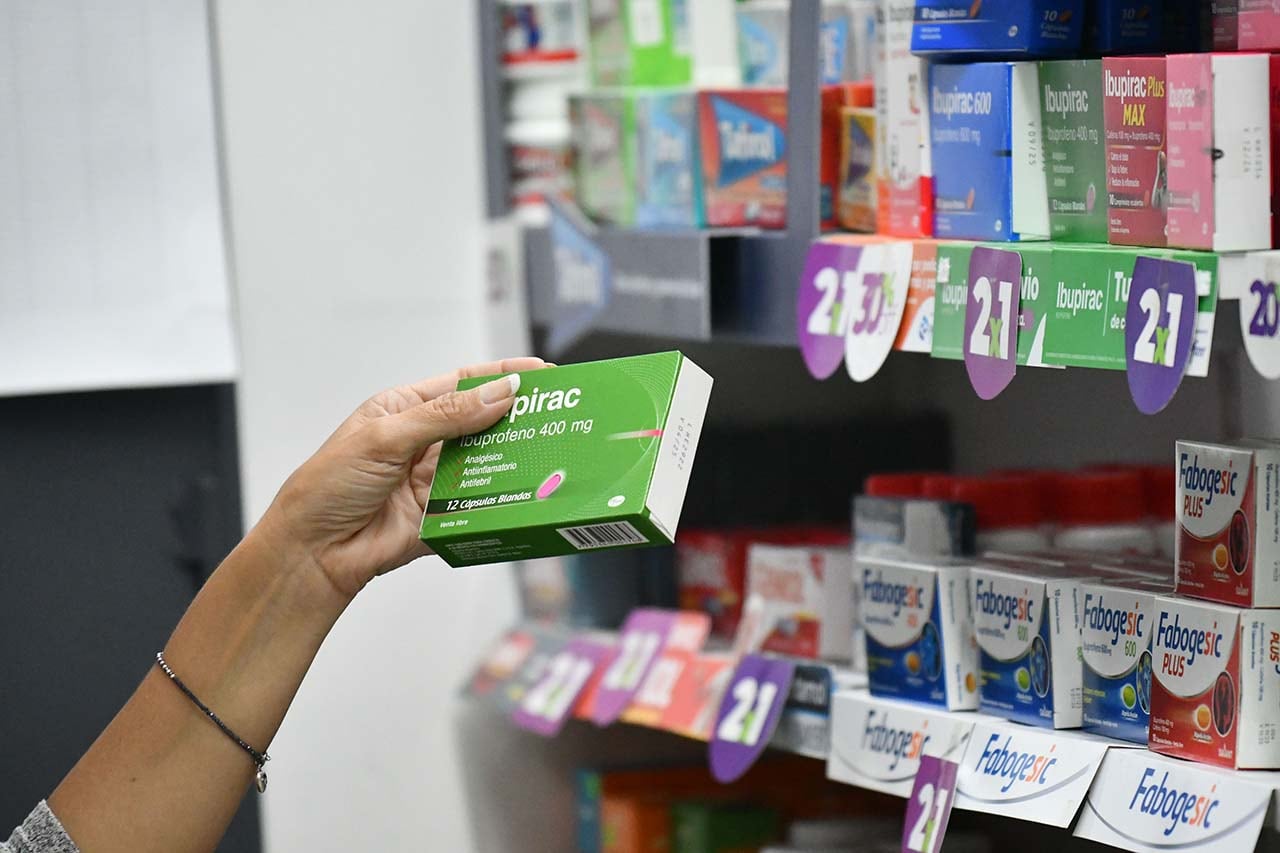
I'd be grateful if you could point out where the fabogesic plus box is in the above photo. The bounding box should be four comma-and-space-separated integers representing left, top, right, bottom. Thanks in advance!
1081, 576, 1173, 744
1103, 56, 1168, 247
1176, 440, 1280, 607
420, 353, 712, 567
746, 542, 854, 662
972, 562, 1088, 728
1165, 53, 1271, 252
1150, 595, 1280, 769
861, 555, 979, 710
929, 62, 1049, 241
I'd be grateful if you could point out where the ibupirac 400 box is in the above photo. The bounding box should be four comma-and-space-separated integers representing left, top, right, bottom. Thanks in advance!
420, 353, 712, 568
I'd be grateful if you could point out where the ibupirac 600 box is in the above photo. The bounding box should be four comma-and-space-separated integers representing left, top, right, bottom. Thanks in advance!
420, 353, 712, 568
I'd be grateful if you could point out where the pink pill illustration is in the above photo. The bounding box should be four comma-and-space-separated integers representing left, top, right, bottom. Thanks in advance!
537, 471, 565, 500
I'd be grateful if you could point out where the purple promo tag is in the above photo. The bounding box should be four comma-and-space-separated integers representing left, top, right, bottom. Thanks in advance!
901, 755, 960, 853
590, 609, 677, 726
707, 654, 795, 784
1125, 257, 1196, 415
797, 241, 864, 380
511, 636, 610, 737
962, 247, 1022, 400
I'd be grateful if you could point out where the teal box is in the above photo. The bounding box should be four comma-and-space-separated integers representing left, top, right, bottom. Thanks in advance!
571, 92, 638, 226
421, 353, 714, 568
635, 91, 704, 229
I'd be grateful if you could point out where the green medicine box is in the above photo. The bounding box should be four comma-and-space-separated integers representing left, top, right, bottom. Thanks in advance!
588, 0, 692, 88
420, 352, 713, 568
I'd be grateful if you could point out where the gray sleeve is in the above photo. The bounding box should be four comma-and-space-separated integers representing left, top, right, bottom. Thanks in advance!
0, 803, 79, 853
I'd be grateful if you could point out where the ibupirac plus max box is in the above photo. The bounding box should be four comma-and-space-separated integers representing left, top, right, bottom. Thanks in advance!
1080, 576, 1173, 744
1149, 595, 1280, 769
419, 353, 712, 568
928, 62, 1049, 241
1103, 57, 1168, 247
861, 555, 980, 711
1176, 440, 1280, 608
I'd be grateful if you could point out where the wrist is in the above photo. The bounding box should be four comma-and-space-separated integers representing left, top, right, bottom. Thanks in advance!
242, 506, 358, 612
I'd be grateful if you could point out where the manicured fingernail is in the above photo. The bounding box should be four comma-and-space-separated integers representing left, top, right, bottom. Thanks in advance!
480, 373, 520, 404
543, 362, 558, 368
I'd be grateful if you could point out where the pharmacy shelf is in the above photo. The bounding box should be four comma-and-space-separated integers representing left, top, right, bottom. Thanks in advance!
468, 621, 1280, 852
488, 0, 826, 349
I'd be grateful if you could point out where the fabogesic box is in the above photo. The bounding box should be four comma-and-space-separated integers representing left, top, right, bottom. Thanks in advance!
420, 352, 712, 567
1080, 576, 1174, 744
1150, 595, 1280, 769
1176, 440, 1280, 607
972, 562, 1088, 728
861, 555, 980, 710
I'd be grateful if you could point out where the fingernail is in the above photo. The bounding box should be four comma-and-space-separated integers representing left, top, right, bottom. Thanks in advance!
544, 362, 558, 368
480, 373, 520, 404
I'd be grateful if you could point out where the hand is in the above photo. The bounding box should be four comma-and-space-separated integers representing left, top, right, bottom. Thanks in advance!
256, 357, 547, 599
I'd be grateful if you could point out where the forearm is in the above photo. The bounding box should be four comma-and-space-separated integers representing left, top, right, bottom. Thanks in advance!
48, 517, 351, 853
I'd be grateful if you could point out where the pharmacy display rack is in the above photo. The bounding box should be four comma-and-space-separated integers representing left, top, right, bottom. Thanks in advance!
469, 2, 1280, 851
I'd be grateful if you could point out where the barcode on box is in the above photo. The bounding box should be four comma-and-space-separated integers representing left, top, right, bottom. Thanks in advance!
557, 521, 649, 550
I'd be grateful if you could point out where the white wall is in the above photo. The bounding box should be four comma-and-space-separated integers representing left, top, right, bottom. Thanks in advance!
213, 1, 516, 850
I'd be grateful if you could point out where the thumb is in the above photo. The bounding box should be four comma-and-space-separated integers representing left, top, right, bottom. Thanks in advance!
369, 374, 521, 461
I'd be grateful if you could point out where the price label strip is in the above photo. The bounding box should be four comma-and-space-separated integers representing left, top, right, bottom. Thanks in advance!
963, 247, 1022, 400
1073, 747, 1272, 853
1125, 257, 1197, 415
708, 653, 796, 783
622, 612, 711, 727
465, 625, 537, 701
953, 722, 1123, 828
590, 608, 678, 726
901, 755, 960, 853
845, 241, 912, 382
826, 691, 975, 797
511, 635, 611, 737
797, 241, 867, 380
1240, 253, 1280, 380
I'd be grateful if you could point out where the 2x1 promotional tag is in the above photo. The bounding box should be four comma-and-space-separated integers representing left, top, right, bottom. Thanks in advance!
963, 247, 1022, 400
708, 654, 796, 783
1125, 257, 1196, 414
1240, 253, 1280, 380
591, 609, 677, 726
901, 755, 959, 853
512, 635, 611, 737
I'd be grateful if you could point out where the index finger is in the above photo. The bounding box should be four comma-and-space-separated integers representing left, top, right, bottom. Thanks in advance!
403, 356, 550, 404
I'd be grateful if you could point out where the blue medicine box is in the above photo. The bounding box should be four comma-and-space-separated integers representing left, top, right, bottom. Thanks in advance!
911, 0, 1085, 57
